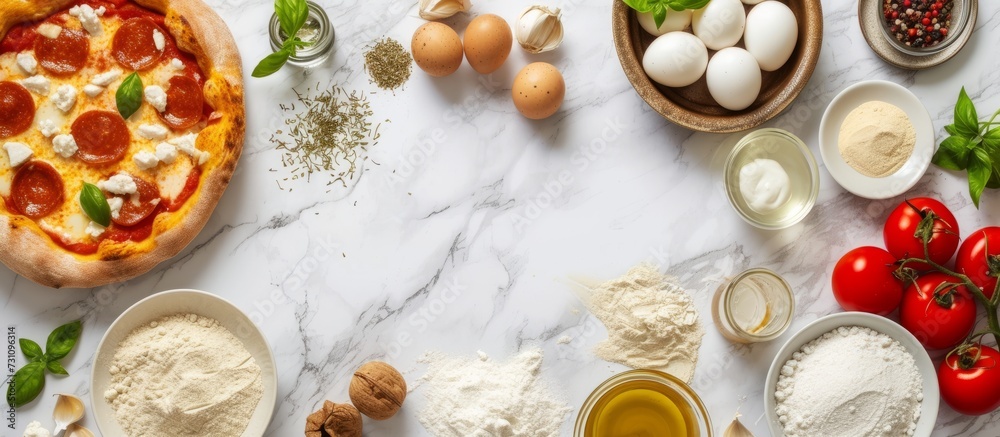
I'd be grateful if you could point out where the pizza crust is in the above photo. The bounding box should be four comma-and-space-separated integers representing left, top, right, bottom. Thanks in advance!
0, 0, 244, 288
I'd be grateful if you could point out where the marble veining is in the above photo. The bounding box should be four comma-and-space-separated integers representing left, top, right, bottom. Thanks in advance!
3, 0, 1000, 436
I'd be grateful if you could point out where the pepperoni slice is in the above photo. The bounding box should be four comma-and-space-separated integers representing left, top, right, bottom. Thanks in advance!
72, 111, 131, 165
10, 161, 65, 219
34, 27, 89, 76
111, 176, 160, 227
158, 76, 204, 130
112, 18, 166, 71
0, 82, 35, 138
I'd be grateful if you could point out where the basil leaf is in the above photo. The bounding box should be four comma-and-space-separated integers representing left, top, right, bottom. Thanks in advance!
968, 148, 992, 208
19, 339, 43, 361
80, 183, 111, 227
621, 0, 654, 13
936, 135, 971, 169
932, 147, 965, 171
275, 0, 309, 38
955, 87, 979, 138
116, 72, 143, 120
8, 361, 45, 408
252, 48, 292, 78
45, 360, 68, 376
944, 124, 958, 136
988, 170, 1000, 189
652, 4, 667, 28
44, 320, 81, 361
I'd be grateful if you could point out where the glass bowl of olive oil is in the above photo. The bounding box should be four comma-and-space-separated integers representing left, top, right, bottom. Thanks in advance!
575, 370, 713, 437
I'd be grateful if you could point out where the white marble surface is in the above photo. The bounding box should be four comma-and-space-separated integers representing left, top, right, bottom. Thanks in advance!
4, 0, 1000, 436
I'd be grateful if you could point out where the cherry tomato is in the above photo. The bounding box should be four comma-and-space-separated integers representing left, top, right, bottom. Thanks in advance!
832, 246, 904, 315
883, 198, 960, 270
939, 345, 1000, 415
956, 227, 1000, 299
899, 273, 976, 350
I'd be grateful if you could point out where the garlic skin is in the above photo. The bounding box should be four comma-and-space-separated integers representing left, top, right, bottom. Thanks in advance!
516, 6, 564, 54
64, 423, 96, 437
418, 0, 472, 20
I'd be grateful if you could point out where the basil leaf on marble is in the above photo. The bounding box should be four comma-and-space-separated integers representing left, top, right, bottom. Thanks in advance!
45, 320, 82, 361
252, 47, 293, 78
933, 87, 1000, 208
8, 361, 45, 408
80, 183, 111, 227
116, 72, 143, 120
19, 338, 43, 361
45, 360, 68, 376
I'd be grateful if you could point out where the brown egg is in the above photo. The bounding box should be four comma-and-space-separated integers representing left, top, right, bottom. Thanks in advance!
463, 14, 512, 74
512, 62, 565, 120
412, 22, 464, 77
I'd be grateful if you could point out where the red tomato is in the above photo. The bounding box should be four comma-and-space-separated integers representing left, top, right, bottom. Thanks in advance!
832, 247, 904, 315
939, 345, 1000, 415
955, 227, 1000, 299
883, 198, 960, 270
899, 273, 976, 350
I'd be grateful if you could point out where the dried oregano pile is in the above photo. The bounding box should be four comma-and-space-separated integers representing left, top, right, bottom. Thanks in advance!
271, 84, 384, 190
364, 38, 412, 91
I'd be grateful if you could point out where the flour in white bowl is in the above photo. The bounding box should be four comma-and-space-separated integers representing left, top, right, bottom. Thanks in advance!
775, 326, 922, 437
104, 313, 263, 437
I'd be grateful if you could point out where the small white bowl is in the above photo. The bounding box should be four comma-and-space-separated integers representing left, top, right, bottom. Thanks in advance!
763, 312, 938, 437
819, 80, 935, 199
91, 289, 277, 437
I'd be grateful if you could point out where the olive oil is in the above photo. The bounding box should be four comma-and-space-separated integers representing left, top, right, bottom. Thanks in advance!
585, 379, 699, 436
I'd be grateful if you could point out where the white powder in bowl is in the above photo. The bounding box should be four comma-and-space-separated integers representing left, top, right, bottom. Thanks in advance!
775, 326, 922, 437
104, 313, 263, 437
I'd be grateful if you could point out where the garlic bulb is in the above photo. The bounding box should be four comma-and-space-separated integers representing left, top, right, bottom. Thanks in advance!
418, 0, 472, 20
516, 6, 564, 54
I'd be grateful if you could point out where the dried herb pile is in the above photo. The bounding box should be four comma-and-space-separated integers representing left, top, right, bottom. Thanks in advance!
364, 38, 412, 91
272, 84, 383, 189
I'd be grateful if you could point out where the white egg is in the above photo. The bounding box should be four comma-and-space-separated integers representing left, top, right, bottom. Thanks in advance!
741, 0, 766, 4
637, 9, 693, 36
706, 47, 761, 111
692, 0, 746, 50
642, 31, 708, 88
744, 1, 798, 71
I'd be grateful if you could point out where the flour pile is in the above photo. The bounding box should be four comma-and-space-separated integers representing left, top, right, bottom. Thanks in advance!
775, 326, 922, 437
104, 314, 263, 437
587, 264, 704, 383
417, 349, 570, 436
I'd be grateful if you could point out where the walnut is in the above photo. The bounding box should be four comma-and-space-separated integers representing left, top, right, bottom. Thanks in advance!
325, 403, 362, 437
349, 361, 407, 420
305, 401, 362, 437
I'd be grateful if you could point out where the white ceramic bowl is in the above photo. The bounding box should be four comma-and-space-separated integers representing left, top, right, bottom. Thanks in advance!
818, 80, 935, 199
764, 312, 938, 437
91, 289, 277, 437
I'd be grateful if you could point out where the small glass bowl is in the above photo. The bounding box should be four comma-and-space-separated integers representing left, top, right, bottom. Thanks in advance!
878, 0, 971, 56
723, 128, 819, 230
574, 370, 713, 437
268, 1, 335, 68
712, 268, 795, 343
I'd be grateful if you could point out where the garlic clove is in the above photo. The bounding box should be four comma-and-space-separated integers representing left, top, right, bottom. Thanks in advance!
52, 393, 85, 434
724, 416, 754, 437
418, 0, 472, 20
64, 423, 96, 437
516, 5, 564, 54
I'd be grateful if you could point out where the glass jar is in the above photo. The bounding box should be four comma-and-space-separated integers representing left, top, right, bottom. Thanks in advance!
268, 1, 335, 68
878, 0, 971, 56
574, 370, 713, 437
712, 268, 794, 343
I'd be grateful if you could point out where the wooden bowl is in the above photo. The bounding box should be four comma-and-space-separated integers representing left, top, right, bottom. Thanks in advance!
612, 0, 824, 133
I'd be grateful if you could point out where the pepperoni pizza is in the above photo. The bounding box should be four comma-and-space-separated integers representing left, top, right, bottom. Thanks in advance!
0, 0, 244, 288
